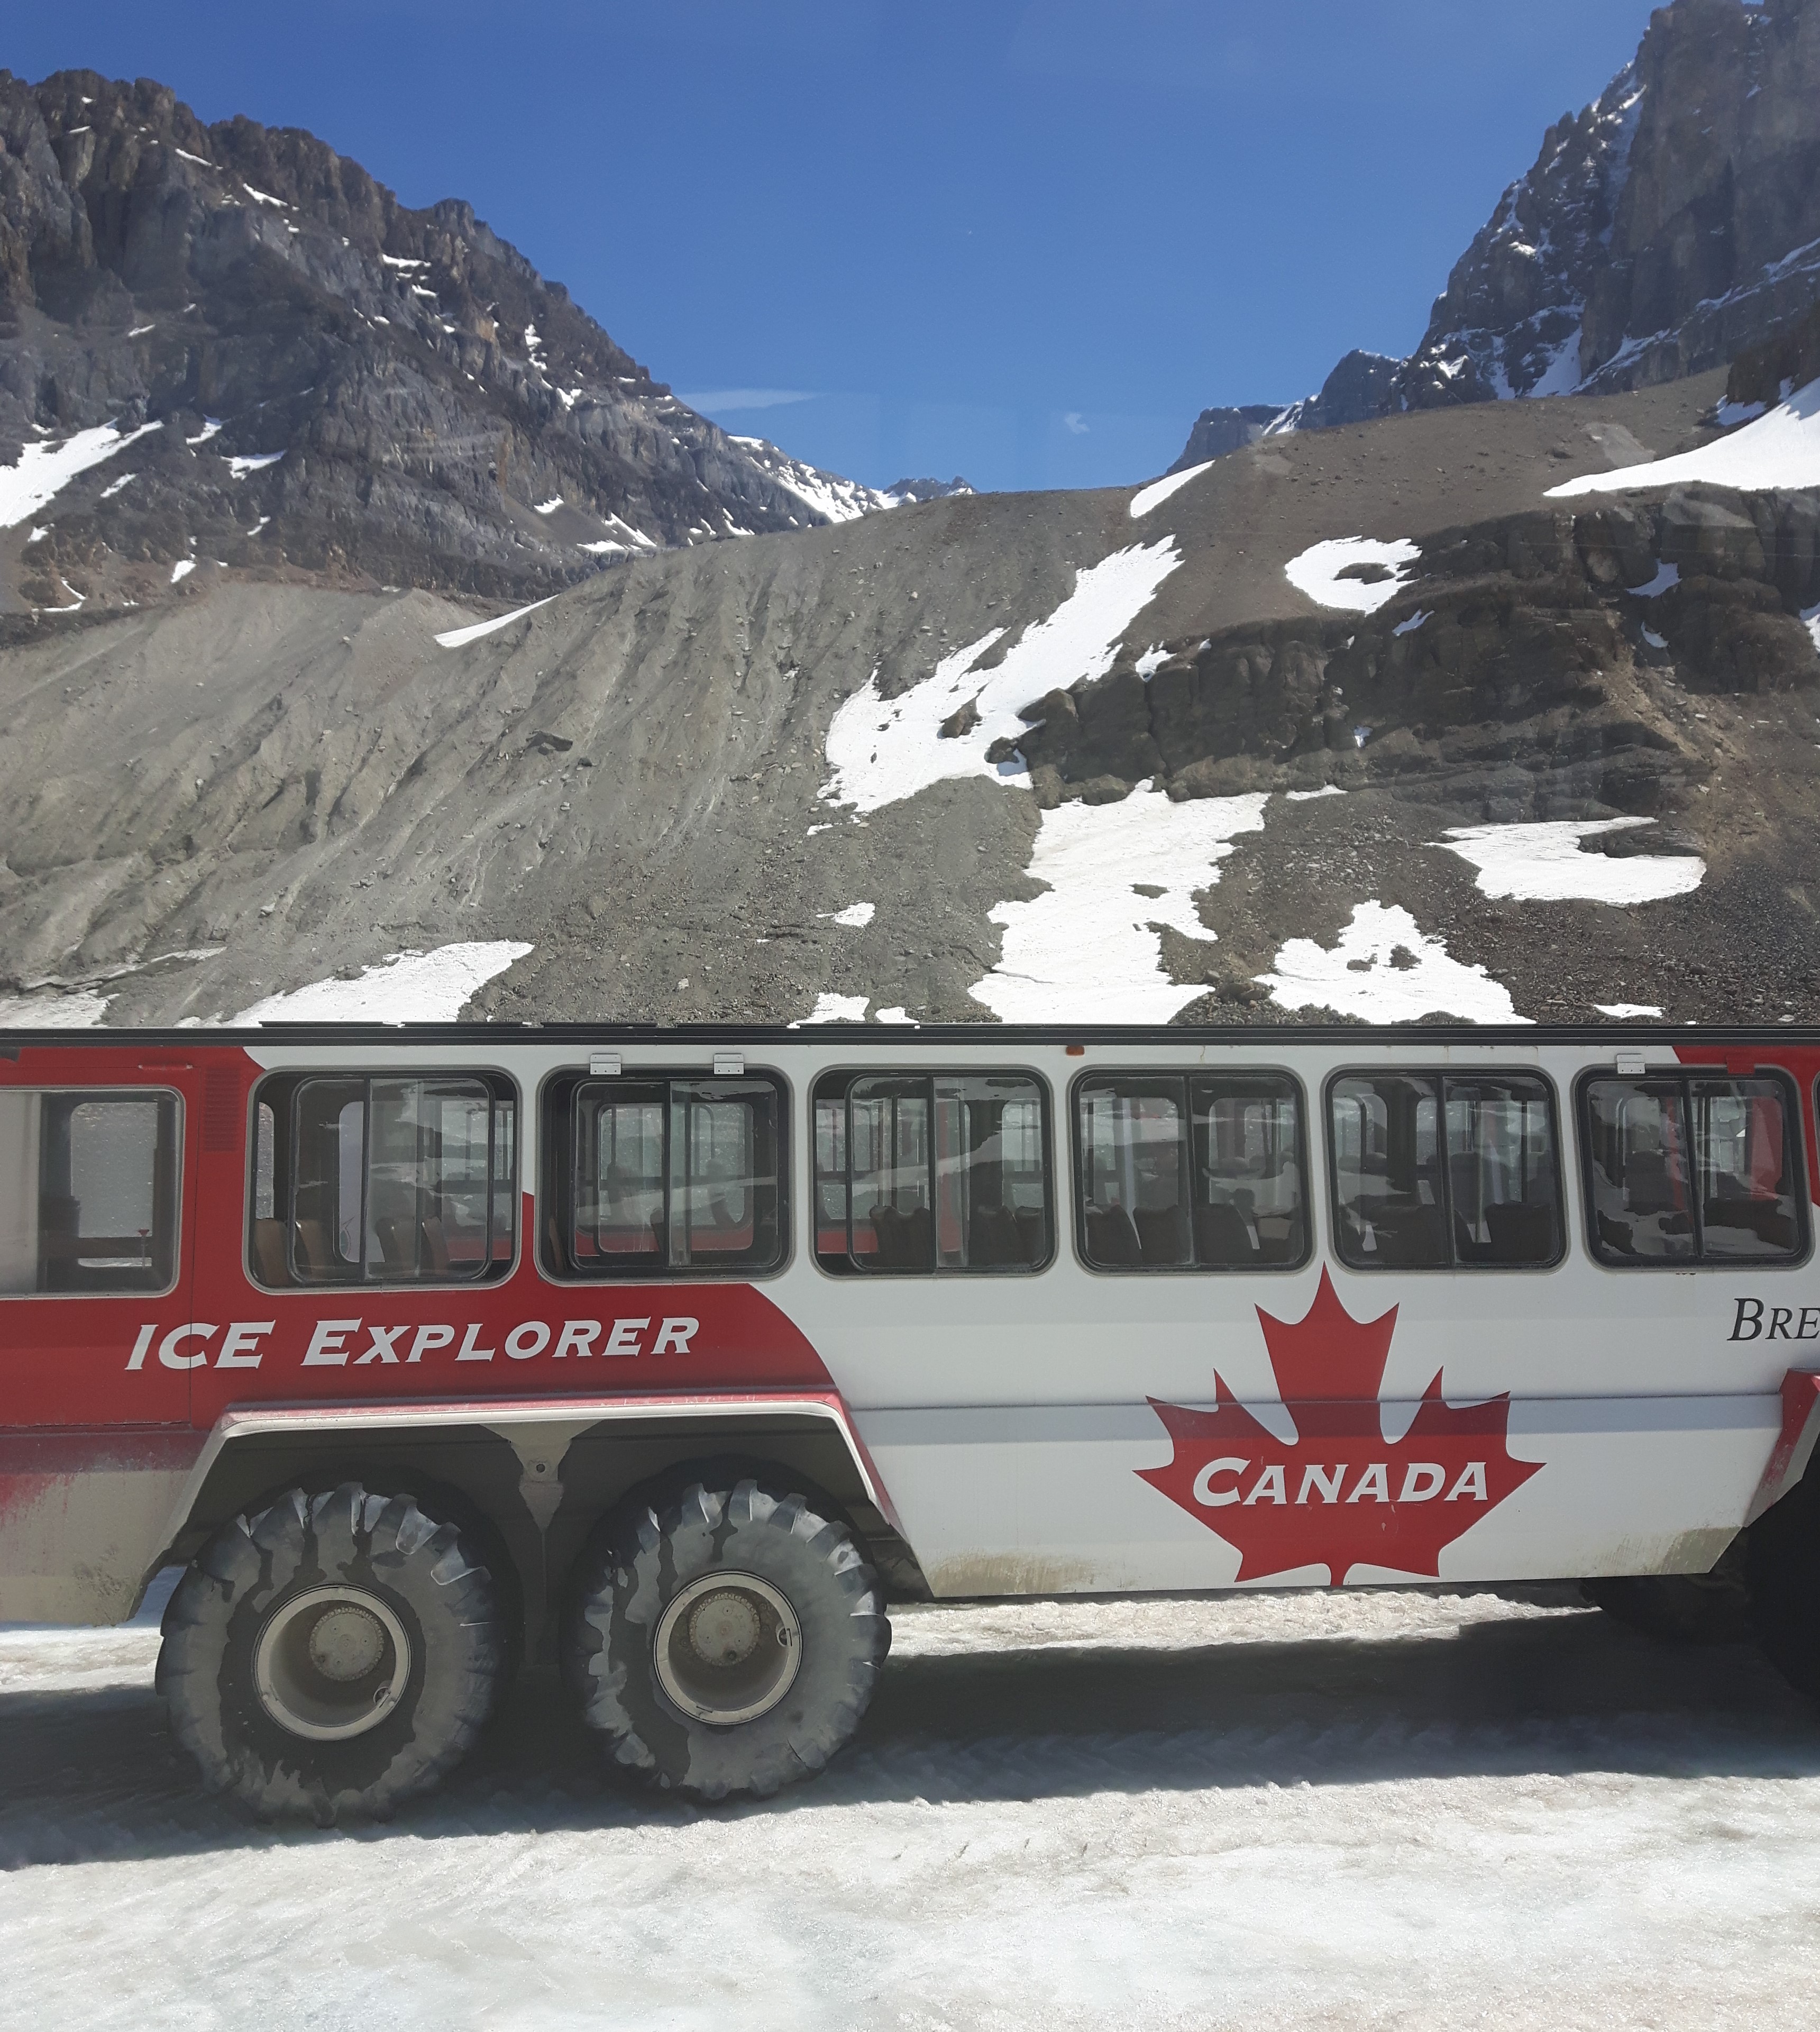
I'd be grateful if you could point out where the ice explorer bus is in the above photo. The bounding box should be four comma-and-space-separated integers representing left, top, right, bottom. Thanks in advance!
3, 1020, 1817, 1817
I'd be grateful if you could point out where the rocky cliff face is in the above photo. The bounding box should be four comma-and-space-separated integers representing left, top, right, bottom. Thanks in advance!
0, 69, 894, 612
1173, 0, 1820, 463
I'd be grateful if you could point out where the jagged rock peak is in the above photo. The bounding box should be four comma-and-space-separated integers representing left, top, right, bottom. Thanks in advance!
1171, 0, 1820, 462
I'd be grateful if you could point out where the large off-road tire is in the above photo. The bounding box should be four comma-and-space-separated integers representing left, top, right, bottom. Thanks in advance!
1748, 1469, 1820, 1697
159, 1481, 505, 1822
565, 1475, 890, 1800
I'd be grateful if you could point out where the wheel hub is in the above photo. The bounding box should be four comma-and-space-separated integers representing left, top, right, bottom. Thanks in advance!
653, 1572, 801, 1727
254, 1585, 411, 1742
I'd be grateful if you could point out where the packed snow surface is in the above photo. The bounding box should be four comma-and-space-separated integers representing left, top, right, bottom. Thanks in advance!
1259, 901, 1526, 1023
1596, 1003, 1664, 1018
1283, 535, 1422, 614
230, 943, 530, 1024
1129, 461, 1212, 518
1628, 562, 1679, 598
434, 597, 555, 648
1435, 818, 1706, 905
823, 903, 876, 928
971, 783, 1267, 1023
226, 452, 284, 479
823, 539, 1181, 814
7, 1587, 1820, 2030
0, 421, 161, 529
1548, 375, 1820, 496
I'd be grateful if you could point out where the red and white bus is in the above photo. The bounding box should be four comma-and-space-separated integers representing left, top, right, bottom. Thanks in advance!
4, 1021, 1818, 1817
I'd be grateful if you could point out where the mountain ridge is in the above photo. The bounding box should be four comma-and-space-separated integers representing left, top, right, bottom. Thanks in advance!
0, 66, 899, 617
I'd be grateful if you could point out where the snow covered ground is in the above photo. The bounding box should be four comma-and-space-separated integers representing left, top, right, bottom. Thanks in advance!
4, 1584, 1816, 2029
971, 785, 1268, 1022
1547, 373, 1820, 497
227, 942, 532, 1024
1434, 818, 1706, 905
1283, 537, 1421, 615
821, 540, 1181, 814
1258, 901, 1525, 1023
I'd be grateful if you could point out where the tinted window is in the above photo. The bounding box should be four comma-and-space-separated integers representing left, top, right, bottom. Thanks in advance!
815, 1071, 1050, 1274
1075, 1074, 1307, 1270
249, 1072, 517, 1287
0, 1089, 181, 1295
1583, 1075, 1803, 1265
1330, 1072, 1560, 1270
551, 1075, 783, 1277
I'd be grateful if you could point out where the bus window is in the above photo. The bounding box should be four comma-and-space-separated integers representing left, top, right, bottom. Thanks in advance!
1330, 1071, 1560, 1271
1192, 1077, 1308, 1269
250, 1072, 518, 1287
0, 1089, 181, 1296
1074, 1074, 1307, 1271
1583, 1074, 1804, 1265
553, 1075, 783, 1277
815, 1071, 1050, 1275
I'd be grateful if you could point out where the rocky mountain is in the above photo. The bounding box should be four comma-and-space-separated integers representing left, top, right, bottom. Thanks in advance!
1173, 0, 1820, 467
6, 357, 1820, 1036
0, 68, 900, 616
6, 30, 1820, 1040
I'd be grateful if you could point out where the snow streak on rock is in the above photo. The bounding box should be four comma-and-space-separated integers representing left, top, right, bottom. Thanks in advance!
1435, 818, 1705, 905
822, 540, 1182, 814
230, 942, 531, 1023
1548, 376, 1820, 497
970, 783, 1268, 1024
1258, 901, 1526, 1024
729, 436, 897, 524
1129, 462, 1212, 518
1283, 537, 1421, 615
434, 598, 555, 648
0, 422, 161, 529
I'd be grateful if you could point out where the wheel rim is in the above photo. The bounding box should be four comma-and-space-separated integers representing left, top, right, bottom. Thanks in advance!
653, 1571, 802, 1727
253, 1585, 411, 1741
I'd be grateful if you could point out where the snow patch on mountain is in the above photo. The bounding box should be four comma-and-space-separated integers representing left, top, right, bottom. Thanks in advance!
970, 783, 1268, 1024
0, 421, 161, 530
1129, 462, 1213, 518
730, 436, 897, 525
1258, 903, 1526, 1024
822, 539, 1182, 814
1547, 376, 1820, 497
1435, 818, 1705, 905
230, 943, 531, 1024
1284, 537, 1421, 614
0, 988, 110, 1026
435, 598, 555, 648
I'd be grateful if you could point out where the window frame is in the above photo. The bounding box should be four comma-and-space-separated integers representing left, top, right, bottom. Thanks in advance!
0, 1085, 185, 1301
1069, 1067, 1314, 1275
245, 1067, 521, 1292
1575, 1065, 1810, 1272
537, 1064, 792, 1282
811, 1065, 1056, 1278
1323, 1065, 1568, 1274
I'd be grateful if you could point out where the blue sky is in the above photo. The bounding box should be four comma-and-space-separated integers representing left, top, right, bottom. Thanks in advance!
8, 2, 1662, 492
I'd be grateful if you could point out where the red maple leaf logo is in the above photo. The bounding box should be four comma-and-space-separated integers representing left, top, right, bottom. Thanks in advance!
1138, 1268, 1542, 1583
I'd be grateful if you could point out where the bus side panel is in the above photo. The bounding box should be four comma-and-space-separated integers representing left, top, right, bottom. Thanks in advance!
0, 1428, 204, 1622
0, 1049, 202, 1623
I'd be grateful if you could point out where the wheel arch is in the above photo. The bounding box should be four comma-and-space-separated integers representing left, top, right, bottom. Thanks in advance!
159, 1393, 927, 1663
